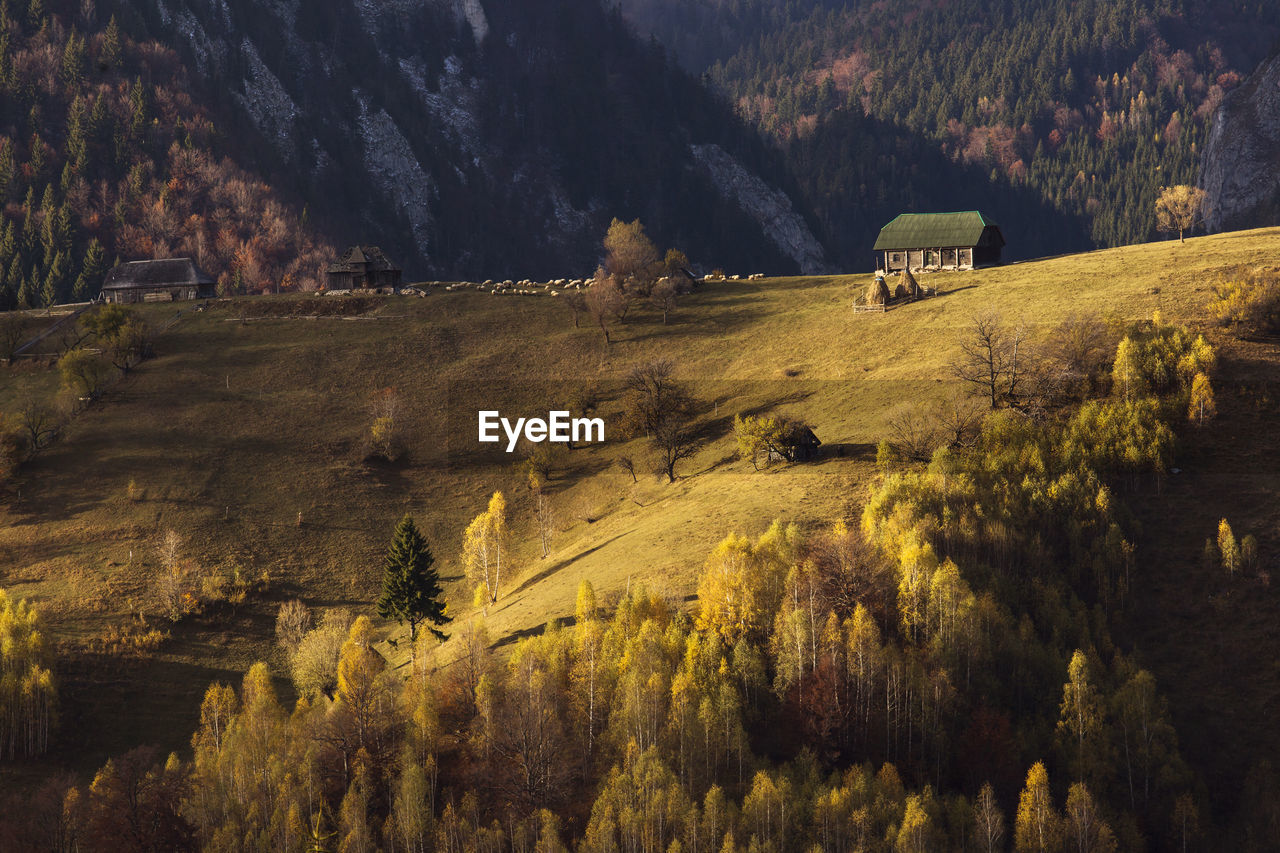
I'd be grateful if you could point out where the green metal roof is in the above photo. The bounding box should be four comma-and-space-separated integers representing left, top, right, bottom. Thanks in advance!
873, 211, 1002, 250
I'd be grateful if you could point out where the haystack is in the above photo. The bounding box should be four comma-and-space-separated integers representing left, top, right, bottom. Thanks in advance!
867, 276, 890, 305
902, 268, 921, 300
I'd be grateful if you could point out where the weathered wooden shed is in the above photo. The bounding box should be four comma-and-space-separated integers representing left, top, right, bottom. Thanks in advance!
873, 211, 1005, 273
326, 246, 402, 292
767, 422, 822, 463
101, 258, 216, 304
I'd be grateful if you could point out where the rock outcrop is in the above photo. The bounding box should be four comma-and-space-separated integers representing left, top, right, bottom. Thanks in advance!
691, 144, 827, 274
1201, 52, 1280, 232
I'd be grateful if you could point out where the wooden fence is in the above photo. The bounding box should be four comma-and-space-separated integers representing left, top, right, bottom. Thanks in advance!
851, 285, 939, 314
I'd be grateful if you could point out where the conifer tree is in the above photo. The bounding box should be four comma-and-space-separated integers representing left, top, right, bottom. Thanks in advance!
376, 514, 450, 645
0, 137, 12, 201
39, 266, 56, 307
129, 77, 147, 139
73, 238, 105, 301
0, 32, 9, 92
100, 16, 122, 70
61, 30, 86, 91
66, 97, 87, 170
12, 258, 29, 308
41, 249, 66, 306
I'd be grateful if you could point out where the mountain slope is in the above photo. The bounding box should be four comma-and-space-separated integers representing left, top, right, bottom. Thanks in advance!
113, 0, 829, 278
619, 0, 1280, 264
0, 1, 330, 310
4, 227, 1279, 791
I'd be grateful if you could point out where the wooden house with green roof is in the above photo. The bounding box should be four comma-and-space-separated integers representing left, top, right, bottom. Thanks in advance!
873, 211, 1004, 273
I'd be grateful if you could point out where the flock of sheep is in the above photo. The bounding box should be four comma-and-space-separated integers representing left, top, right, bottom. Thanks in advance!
396, 271, 766, 298
436, 278, 589, 297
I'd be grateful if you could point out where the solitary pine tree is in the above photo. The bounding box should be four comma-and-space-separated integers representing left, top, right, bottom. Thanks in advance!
377, 515, 450, 646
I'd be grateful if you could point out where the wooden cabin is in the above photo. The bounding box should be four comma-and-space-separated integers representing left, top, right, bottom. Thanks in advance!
768, 422, 822, 463
326, 246, 402, 292
101, 258, 216, 304
873, 211, 1005, 273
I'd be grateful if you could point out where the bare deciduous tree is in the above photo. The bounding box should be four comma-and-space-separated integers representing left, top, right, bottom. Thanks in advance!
1030, 313, 1111, 405
367, 387, 402, 461
622, 360, 700, 482
934, 393, 985, 447
0, 315, 24, 361
533, 491, 554, 558
650, 277, 677, 324
585, 268, 626, 346
886, 404, 941, 462
274, 599, 311, 655
18, 398, 62, 455
155, 529, 196, 621
563, 290, 586, 329
652, 418, 700, 484
953, 312, 1027, 408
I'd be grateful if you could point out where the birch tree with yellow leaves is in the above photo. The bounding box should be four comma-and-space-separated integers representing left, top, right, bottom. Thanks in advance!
0, 589, 56, 758
463, 491, 509, 604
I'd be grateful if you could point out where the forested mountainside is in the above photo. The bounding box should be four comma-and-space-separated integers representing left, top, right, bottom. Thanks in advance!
108, 0, 827, 281
0, 0, 330, 310
618, 0, 1280, 263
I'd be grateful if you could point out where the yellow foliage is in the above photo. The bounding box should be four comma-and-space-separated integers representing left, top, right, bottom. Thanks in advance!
1014, 761, 1063, 853
695, 521, 796, 644
1188, 372, 1216, 426
1153, 184, 1205, 241
0, 588, 57, 757
462, 491, 509, 603
1218, 518, 1240, 575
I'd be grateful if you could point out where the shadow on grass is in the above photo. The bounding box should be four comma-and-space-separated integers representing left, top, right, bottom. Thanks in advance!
491, 614, 580, 650
822, 442, 878, 461
50, 652, 247, 776
505, 530, 633, 600
692, 388, 815, 446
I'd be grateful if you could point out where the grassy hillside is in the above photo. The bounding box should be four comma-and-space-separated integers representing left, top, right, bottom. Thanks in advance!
1, 227, 1278, 791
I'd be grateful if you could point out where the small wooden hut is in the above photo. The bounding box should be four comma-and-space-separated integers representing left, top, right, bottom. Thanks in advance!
326, 246, 402, 292
768, 421, 822, 463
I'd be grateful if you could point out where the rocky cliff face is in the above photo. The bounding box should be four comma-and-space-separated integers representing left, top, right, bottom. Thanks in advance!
1201, 52, 1280, 233
116, 0, 827, 278
691, 144, 826, 273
